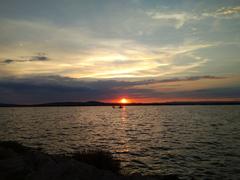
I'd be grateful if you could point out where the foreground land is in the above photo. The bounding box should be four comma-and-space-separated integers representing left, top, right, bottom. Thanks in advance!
0, 141, 178, 180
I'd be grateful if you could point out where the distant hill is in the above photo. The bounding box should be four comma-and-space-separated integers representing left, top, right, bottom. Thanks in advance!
0, 101, 108, 107
0, 101, 240, 107
37, 101, 108, 106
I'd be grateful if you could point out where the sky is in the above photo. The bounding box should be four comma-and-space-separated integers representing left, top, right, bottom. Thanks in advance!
0, 0, 240, 104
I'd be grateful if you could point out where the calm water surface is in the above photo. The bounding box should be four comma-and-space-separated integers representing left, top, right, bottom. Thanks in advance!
0, 106, 240, 179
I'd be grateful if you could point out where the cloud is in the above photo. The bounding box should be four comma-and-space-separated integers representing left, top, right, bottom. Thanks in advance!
217, 6, 240, 15
0, 4, 238, 79
151, 75, 224, 84
2, 59, 15, 64
0, 18, 218, 78
92, 75, 224, 88
167, 87, 240, 99
29, 53, 49, 61
1, 53, 49, 64
207, 6, 240, 17
0, 75, 224, 88
147, 6, 240, 29
0, 75, 228, 104
146, 11, 200, 29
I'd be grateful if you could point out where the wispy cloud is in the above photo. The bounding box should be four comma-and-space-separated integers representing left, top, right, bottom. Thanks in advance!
29, 53, 49, 61
203, 6, 240, 18
1, 53, 49, 64
147, 6, 240, 29
0, 3, 239, 80
2, 59, 15, 64
146, 11, 200, 29
0, 17, 215, 78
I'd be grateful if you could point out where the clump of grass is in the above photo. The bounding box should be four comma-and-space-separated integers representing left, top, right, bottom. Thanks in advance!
72, 150, 121, 174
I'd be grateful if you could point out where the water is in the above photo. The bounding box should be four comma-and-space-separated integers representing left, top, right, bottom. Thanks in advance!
0, 106, 240, 179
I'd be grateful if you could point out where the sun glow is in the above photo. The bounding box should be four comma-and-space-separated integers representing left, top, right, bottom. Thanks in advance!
120, 98, 129, 104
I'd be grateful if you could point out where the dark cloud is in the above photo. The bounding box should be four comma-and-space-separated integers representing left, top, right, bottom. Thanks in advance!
1, 75, 223, 89
0, 76, 117, 104
156, 75, 224, 83
88, 75, 225, 88
1, 53, 49, 64
29, 53, 49, 61
2, 59, 15, 64
160, 87, 240, 100
0, 75, 235, 104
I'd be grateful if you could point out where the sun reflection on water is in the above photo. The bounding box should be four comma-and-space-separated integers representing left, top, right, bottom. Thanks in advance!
121, 106, 127, 122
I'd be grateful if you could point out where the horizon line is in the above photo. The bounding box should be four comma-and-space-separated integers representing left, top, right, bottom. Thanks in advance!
1, 100, 240, 107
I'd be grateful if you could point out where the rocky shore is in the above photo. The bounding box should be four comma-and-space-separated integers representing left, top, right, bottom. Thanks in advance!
0, 141, 179, 180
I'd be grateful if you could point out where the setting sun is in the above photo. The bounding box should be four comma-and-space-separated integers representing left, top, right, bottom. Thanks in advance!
120, 98, 129, 104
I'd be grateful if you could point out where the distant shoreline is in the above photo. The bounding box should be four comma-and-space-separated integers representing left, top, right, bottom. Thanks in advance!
1, 101, 240, 107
